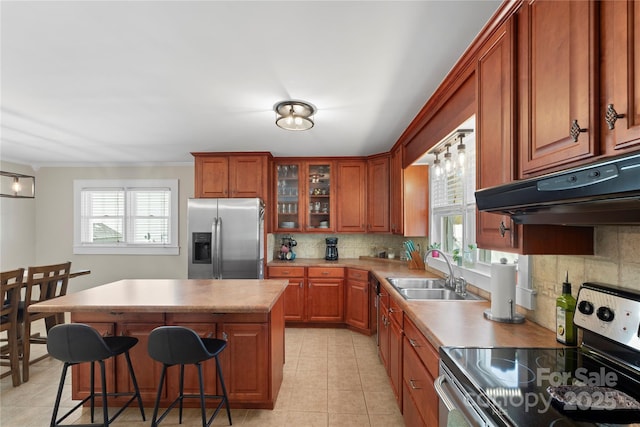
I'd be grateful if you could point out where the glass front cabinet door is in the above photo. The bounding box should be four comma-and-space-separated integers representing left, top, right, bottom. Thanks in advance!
305, 161, 334, 232
275, 162, 302, 232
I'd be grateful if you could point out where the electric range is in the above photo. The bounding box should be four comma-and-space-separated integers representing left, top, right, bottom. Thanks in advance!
437, 282, 640, 426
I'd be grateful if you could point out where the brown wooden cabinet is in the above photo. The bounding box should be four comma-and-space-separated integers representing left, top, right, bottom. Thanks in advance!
518, 0, 598, 176
388, 296, 403, 408
193, 153, 270, 199
218, 322, 269, 403
367, 154, 390, 233
600, 0, 640, 154
274, 160, 303, 232
476, 16, 595, 255
345, 268, 369, 331
390, 147, 404, 234
336, 160, 367, 233
402, 316, 439, 427
307, 267, 344, 323
389, 148, 428, 237
267, 266, 305, 321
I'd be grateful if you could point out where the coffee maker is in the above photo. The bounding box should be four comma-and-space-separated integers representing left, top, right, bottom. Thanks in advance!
325, 237, 338, 261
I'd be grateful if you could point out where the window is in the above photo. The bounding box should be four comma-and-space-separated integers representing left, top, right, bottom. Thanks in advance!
426, 117, 531, 305
73, 179, 179, 255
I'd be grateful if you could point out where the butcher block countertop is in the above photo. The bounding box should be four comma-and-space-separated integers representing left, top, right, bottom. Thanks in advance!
269, 257, 563, 350
28, 279, 288, 314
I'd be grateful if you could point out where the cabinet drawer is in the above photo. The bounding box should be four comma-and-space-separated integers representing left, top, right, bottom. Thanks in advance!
404, 316, 439, 379
347, 268, 368, 281
403, 338, 438, 426
268, 266, 305, 277
308, 267, 344, 278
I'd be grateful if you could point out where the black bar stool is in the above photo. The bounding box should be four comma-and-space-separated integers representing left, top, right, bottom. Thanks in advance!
147, 326, 232, 427
47, 323, 146, 427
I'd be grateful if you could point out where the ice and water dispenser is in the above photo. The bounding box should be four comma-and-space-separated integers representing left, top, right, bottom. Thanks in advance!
192, 232, 212, 264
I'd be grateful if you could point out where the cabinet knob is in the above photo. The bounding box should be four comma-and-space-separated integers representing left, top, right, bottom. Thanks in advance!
409, 338, 419, 348
409, 379, 422, 390
570, 119, 588, 142
222, 332, 229, 341
499, 221, 511, 237
605, 104, 625, 130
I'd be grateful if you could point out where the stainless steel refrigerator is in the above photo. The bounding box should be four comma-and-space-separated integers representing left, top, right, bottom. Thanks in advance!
187, 198, 265, 279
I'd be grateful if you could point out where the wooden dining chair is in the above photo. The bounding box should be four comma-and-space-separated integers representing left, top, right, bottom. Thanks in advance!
20, 261, 71, 382
1, 268, 25, 386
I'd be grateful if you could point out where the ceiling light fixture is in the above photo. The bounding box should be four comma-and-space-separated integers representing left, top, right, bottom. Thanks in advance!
433, 152, 442, 177
274, 100, 316, 131
456, 132, 467, 168
1, 171, 35, 198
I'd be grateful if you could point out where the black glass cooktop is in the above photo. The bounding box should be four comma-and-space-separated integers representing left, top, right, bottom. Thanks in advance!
440, 346, 640, 427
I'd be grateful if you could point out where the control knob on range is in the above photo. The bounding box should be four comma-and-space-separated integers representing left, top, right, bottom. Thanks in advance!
578, 300, 594, 315
596, 306, 615, 322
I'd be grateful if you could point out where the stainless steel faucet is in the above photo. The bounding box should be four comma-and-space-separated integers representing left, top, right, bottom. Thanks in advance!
424, 249, 466, 295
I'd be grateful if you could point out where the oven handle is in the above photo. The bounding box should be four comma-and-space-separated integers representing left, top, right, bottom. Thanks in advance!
434, 374, 457, 412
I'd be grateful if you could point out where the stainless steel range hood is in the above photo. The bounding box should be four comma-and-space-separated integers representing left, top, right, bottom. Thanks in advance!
474, 153, 640, 225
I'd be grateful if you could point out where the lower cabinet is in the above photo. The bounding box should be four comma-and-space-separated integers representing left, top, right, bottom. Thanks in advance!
268, 266, 345, 324
71, 301, 285, 410
402, 316, 440, 427
345, 268, 370, 331
378, 289, 403, 409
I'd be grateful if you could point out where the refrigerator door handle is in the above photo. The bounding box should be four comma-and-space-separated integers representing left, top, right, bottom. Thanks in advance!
212, 218, 218, 279
215, 216, 223, 279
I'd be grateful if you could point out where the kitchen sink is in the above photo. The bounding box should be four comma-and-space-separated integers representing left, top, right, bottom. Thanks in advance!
399, 288, 483, 301
385, 277, 446, 289
386, 277, 484, 301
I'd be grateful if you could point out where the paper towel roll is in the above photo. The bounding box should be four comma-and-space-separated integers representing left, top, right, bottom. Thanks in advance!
490, 259, 517, 319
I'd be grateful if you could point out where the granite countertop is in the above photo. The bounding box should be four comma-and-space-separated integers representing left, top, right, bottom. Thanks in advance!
28, 279, 288, 314
269, 257, 562, 349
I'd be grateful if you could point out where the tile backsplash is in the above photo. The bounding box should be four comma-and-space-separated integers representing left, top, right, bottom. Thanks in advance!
528, 225, 640, 332
268, 233, 428, 261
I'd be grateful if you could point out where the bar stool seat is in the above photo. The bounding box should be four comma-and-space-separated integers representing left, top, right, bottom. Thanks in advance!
47, 323, 146, 427
148, 326, 232, 427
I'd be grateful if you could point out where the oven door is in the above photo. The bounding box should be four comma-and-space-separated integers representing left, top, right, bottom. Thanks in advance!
435, 362, 499, 427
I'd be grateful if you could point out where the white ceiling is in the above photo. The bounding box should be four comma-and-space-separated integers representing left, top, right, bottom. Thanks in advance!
1, 1, 501, 167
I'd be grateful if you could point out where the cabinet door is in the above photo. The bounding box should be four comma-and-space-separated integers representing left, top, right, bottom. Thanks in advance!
390, 147, 404, 235
219, 323, 269, 402
388, 306, 403, 407
305, 161, 334, 231
519, 0, 598, 175
71, 322, 116, 400
119, 322, 166, 401
600, 0, 640, 153
274, 161, 303, 232
403, 165, 429, 237
377, 293, 390, 370
229, 155, 266, 198
476, 18, 520, 251
336, 160, 367, 233
367, 155, 390, 233
283, 278, 305, 321
164, 322, 218, 397
306, 278, 344, 322
345, 277, 369, 330
403, 338, 438, 427
195, 156, 229, 198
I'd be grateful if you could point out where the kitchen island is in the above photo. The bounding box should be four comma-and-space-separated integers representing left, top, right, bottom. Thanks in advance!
29, 279, 287, 409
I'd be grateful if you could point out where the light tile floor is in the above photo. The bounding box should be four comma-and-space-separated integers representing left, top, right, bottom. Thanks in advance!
1, 325, 404, 426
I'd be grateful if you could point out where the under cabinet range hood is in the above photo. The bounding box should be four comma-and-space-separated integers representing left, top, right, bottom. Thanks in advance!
475, 152, 640, 225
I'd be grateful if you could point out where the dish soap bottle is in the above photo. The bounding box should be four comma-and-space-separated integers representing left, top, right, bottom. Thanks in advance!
556, 272, 577, 345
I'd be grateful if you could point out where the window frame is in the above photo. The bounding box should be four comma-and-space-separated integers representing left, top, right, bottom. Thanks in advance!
73, 179, 179, 255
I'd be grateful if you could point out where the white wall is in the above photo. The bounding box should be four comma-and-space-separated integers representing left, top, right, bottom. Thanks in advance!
27, 164, 193, 293
0, 161, 37, 270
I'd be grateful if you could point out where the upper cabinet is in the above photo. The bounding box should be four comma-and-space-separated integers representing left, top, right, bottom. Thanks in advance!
367, 155, 390, 233
390, 147, 404, 235
193, 153, 270, 199
600, 0, 640, 153
274, 161, 302, 232
390, 146, 428, 237
518, 0, 598, 176
336, 160, 367, 233
476, 18, 518, 250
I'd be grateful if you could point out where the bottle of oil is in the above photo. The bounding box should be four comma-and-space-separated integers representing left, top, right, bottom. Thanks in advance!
556, 272, 577, 345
